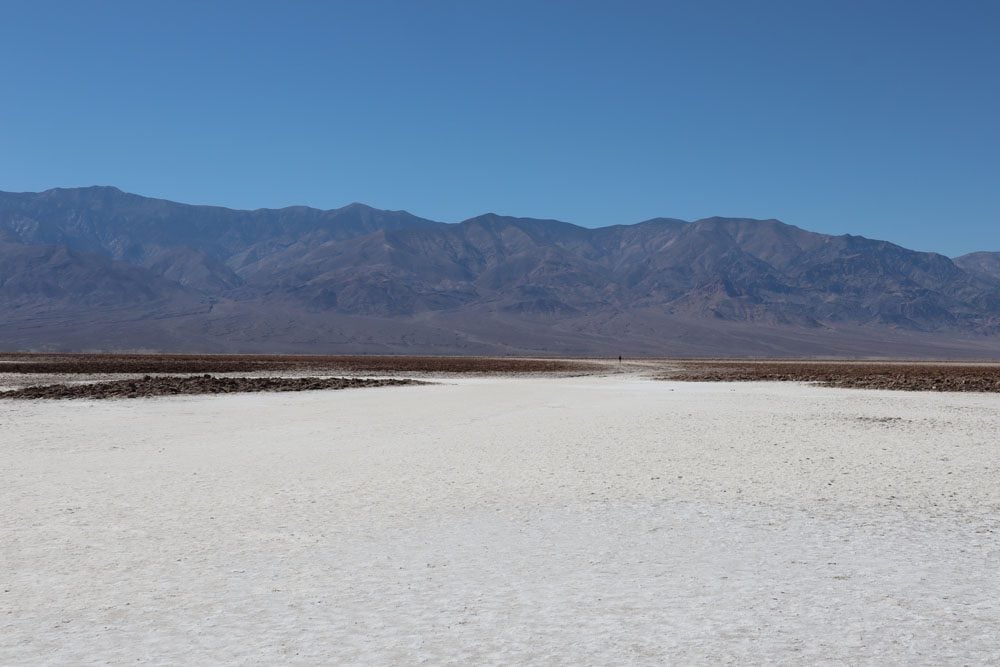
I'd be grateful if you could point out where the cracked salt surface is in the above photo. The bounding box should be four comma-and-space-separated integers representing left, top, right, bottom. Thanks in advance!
2, 376, 998, 663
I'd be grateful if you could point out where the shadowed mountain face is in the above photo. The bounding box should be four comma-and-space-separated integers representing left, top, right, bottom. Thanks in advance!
955, 252, 1000, 286
1, 186, 999, 357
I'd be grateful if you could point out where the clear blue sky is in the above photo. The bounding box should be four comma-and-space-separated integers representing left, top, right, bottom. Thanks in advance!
2, 1, 998, 255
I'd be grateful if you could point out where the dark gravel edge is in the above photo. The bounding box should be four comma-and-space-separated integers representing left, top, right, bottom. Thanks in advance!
0, 375, 427, 400
660, 362, 1000, 392
0, 354, 605, 375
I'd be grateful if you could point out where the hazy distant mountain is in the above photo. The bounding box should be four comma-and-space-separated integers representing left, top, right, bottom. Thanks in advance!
2, 186, 999, 357
955, 251, 1000, 286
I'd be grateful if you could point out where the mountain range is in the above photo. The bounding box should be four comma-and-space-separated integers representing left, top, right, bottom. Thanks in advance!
1, 186, 999, 357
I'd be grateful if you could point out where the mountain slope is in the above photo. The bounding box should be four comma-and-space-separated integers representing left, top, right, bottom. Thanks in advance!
955, 251, 1000, 286
0, 241, 202, 311
0, 187, 441, 294
1, 187, 998, 357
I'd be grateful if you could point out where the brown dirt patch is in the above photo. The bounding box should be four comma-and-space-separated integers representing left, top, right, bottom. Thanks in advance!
0, 354, 603, 375
662, 361, 1000, 392
1, 375, 424, 400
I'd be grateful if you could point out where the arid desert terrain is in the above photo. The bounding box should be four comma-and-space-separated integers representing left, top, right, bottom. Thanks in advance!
2, 357, 999, 663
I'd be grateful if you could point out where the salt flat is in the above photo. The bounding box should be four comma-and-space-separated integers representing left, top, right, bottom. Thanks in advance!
2, 375, 999, 664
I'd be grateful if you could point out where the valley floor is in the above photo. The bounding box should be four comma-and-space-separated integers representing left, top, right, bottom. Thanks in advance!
2, 375, 999, 663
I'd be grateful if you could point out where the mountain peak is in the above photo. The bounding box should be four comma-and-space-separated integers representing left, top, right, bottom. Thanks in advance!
338, 202, 378, 212
693, 216, 784, 225
44, 185, 124, 195
461, 212, 584, 230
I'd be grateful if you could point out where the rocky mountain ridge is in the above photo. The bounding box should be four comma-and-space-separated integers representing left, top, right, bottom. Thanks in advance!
1, 186, 998, 357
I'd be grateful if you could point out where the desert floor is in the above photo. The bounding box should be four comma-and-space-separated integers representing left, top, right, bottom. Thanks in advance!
2, 374, 999, 664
